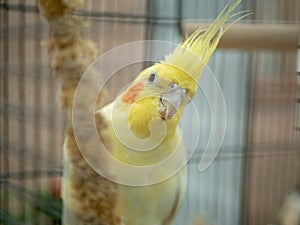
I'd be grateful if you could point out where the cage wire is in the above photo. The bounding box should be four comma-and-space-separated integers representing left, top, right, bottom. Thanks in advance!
0, 0, 300, 225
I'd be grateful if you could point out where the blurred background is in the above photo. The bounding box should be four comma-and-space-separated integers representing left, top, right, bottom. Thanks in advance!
0, 0, 299, 225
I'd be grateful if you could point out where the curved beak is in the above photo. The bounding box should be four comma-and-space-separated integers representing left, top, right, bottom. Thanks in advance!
159, 85, 186, 120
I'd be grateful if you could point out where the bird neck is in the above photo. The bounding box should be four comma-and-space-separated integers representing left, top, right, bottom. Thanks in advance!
124, 98, 180, 140
111, 98, 182, 166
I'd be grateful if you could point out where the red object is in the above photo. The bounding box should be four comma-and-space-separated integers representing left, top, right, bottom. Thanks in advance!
50, 177, 62, 198
122, 82, 144, 103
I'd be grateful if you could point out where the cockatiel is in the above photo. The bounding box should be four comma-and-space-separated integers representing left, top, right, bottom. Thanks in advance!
63, 0, 247, 224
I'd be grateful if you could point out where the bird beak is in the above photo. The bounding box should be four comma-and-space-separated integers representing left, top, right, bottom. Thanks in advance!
159, 85, 186, 120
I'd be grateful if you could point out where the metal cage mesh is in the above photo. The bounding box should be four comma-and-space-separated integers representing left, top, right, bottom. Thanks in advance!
1, 0, 299, 225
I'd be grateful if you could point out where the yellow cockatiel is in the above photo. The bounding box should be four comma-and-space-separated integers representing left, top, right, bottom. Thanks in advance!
63, 0, 247, 224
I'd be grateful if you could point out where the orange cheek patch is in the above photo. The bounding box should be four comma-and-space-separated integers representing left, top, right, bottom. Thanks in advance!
122, 82, 144, 103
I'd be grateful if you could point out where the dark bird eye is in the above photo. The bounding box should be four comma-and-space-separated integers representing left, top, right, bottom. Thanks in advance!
147, 73, 157, 83
169, 83, 179, 89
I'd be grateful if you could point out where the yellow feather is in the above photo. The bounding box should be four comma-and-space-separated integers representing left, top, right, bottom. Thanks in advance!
95, 2, 249, 224
164, 0, 248, 81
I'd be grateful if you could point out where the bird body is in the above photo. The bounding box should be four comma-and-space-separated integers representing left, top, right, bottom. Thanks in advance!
98, 99, 187, 225
116, 166, 186, 225
62, 0, 248, 224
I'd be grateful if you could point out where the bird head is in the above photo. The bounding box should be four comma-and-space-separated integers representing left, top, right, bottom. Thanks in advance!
115, 0, 246, 139
124, 63, 197, 112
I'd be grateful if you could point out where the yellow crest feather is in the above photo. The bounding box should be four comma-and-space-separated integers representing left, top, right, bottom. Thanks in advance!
164, 0, 248, 81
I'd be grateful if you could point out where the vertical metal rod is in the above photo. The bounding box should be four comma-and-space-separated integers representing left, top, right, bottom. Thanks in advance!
47, 22, 57, 212
18, 0, 26, 220
1, 0, 10, 215
33, 6, 42, 225
240, 51, 254, 225
144, 0, 153, 68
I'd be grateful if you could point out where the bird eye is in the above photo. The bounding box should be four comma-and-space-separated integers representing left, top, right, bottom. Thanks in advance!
169, 83, 179, 89
147, 73, 157, 83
